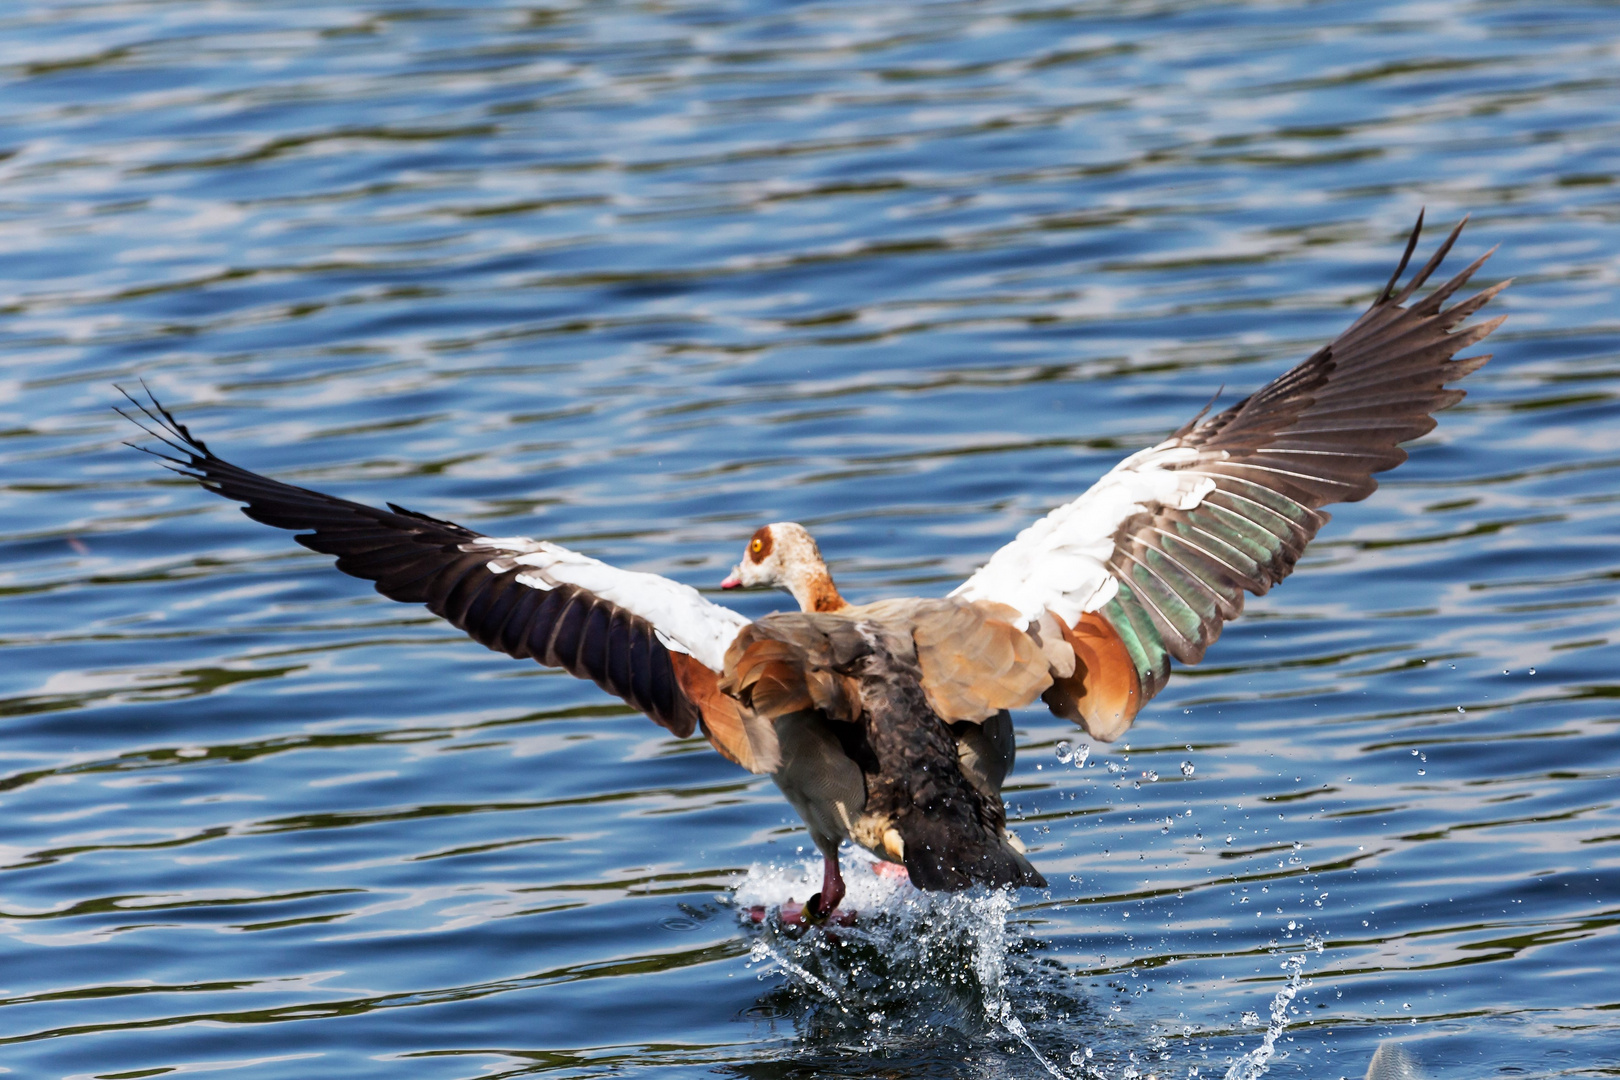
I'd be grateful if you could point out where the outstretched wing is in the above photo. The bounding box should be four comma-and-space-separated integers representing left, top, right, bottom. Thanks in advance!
952, 214, 1507, 740
120, 391, 769, 766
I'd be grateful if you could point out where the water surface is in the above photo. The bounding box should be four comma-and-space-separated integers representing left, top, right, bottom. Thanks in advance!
2, 1, 1618, 1077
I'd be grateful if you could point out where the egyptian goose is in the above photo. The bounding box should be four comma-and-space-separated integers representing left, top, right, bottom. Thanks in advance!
124, 215, 1504, 922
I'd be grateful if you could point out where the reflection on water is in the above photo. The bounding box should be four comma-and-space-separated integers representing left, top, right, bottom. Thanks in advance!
3, 0, 1619, 1077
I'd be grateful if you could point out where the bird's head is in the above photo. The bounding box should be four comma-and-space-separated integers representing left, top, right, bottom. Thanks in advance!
721, 523, 846, 613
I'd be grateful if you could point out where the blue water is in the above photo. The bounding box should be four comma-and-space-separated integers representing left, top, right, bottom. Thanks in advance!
3, 1, 1618, 1077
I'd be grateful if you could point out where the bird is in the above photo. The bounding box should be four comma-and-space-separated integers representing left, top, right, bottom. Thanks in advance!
121, 214, 1504, 923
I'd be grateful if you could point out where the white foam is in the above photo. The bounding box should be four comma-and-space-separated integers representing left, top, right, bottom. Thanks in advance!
732, 851, 911, 914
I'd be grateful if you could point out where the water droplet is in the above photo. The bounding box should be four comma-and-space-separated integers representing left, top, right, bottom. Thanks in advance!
1180, 760, 1195, 778
1287, 920, 1296, 930
1055, 740, 1074, 764
1144, 770, 1159, 782
1457, 706, 1466, 713
1225, 835, 1235, 845
1241, 1011, 1261, 1026
1529, 667, 1536, 675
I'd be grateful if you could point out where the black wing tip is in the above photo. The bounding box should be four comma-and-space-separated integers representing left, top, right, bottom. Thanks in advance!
114, 381, 213, 461
1378, 208, 1426, 304
1381, 212, 1475, 310
387, 500, 474, 530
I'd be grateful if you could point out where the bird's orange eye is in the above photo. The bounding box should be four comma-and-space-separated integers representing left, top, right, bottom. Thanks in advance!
750, 538, 763, 553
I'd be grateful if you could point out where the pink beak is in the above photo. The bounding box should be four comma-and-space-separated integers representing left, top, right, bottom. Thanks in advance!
720, 569, 742, 590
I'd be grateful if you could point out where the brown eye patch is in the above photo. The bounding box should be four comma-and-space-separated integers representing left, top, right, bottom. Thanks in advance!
747, 526, 773, 563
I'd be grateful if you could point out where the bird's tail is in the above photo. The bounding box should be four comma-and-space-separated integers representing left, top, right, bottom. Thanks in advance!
899, 810, 1047, 891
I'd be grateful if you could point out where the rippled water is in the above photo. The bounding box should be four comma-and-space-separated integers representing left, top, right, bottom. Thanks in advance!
3, 1, 1618, 1077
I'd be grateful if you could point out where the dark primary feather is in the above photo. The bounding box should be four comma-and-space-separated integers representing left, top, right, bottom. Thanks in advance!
119, 389, 701, 736
1103, 215, 1506, 698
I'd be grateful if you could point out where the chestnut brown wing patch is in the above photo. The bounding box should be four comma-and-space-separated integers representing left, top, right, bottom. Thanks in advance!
669, 653, 781, 773
1039, 612, 1142, 742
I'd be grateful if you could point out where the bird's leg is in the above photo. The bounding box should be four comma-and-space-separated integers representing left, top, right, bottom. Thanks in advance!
806, 850, 846, 920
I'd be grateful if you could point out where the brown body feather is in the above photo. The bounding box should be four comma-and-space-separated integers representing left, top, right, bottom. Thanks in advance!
702, 600, 1047, 888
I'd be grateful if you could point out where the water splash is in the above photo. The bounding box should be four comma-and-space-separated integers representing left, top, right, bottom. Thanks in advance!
734, 853, 910, 915
991, 996, 1072, 1080
969, 887, 1073, 1079
735, 854, 1086, 1074
1057, 740, 1092, 768
748, 938, 852, 1014
1222, 937, 1322, 1080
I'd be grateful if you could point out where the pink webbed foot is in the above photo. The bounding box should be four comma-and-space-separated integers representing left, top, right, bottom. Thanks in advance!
775, 852, 855, 926
745, 851, 863, 927
872, 860, 910, 883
